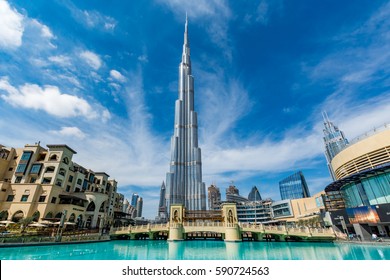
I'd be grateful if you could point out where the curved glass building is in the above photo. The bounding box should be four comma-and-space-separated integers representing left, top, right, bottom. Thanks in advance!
325, 124, 390, 239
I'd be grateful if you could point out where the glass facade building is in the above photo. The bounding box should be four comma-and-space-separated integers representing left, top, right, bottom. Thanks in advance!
248, 186, 262, 201
341, 172, 390, 208
325, 125, 390, 239
322, 112, 349, 181
279, 171, 311, 200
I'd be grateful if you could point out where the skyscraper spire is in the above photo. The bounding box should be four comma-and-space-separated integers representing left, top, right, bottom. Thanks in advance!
165, 17, 206, 213
322, 112, 349, 181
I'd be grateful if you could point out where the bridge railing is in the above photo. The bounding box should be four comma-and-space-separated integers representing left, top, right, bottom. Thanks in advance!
239, 223, 335, 236
183, 221, 224, 227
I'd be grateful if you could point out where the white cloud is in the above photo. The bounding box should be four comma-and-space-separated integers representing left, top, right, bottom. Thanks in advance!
195, 64, 252, 148
30, 19, 54, 39
0, 0, 24, 49
62, 1, 117, 32
48, 55, 72, 67
319, 92, 390, 140
109, 70, 126, 83
255, 0, 269, 24
50, 126, 86, 139
0, 77, 110, 121
137, 55, 148, 63
80, 51, 102, 70
83, 10, 117, 31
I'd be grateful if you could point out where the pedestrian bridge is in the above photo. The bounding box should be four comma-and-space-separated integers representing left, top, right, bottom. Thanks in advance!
111, 221, 336, 241
110, 203, 336, 242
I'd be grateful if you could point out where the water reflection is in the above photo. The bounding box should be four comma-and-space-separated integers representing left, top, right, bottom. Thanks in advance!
0, 240, 389, 260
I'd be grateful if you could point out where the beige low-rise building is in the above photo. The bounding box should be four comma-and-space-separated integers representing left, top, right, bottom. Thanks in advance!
0, 143, 124, 229
271, 191, 326, 225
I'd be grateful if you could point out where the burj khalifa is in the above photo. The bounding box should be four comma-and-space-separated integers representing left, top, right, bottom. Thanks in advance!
165, 17, 206, 212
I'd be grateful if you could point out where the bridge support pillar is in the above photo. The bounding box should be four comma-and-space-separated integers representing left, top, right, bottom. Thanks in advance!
256, 233, 265, 241
224, 225, 241, 242
168, 224, 184, 241
275, 235, 286, 242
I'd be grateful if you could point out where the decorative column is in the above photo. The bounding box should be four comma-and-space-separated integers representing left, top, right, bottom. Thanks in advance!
222, 203, 241, 242
168, 204, 184, 241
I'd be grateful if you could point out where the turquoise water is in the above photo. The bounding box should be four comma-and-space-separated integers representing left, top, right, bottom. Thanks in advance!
0, 240, 389, 260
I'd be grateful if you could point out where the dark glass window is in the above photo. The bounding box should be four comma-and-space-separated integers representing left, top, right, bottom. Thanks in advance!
15, 176, 22, 183
21, 195, 29, 202
21, 151, 33, 161
6, 195, 14, 202
51, 197, 57, 204
30, 164, 42, 174
16, 163, 27, 174
68, 175, 73, 183
38, 196, 46, 202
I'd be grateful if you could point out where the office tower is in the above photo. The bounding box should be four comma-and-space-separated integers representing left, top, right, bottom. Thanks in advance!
248, 186, 262, 201
136, 197, 143, 218
279, 171, 311, 200
208, 184, 221, 210
165, 17, 206, 212
131, 193, 139, 207
158, 181, 167, 219
322, 112, 349, 181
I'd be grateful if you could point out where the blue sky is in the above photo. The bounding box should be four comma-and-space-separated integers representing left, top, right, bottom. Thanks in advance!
1, 0, 390, 219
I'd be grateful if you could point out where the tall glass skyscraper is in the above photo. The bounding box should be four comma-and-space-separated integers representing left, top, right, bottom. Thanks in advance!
165, 17, 206, 211
131, 193, 139, 207
279, 171, 311, 200
322, 112, 349, 181
157, 181, 167, 220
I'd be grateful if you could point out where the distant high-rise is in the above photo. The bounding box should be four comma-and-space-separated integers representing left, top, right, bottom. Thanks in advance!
136, 197, 143, 218
158, 181, 167, 219
226, 185, 239, 195
248, 186, 262, 201
165, 17, 206, 212
208, 184, 221, 210
279, 171, 310, 200
131, 193, 139, 207
226, 184, 248, 203
322, 112, 349, 181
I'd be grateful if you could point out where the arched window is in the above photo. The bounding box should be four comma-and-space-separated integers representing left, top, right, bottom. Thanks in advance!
45, 212, 53, 219
69, 213, 76, 222
12, 210, 24, 222
86, 201, 96, 212
99, 201, 107, 212
32, 211, 40, 222
62, 157, 69, 165
55, 212, 62, 219
49, 154, 58, 161
59, 168, 66, 176
0, 210, 9, 221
